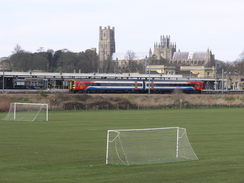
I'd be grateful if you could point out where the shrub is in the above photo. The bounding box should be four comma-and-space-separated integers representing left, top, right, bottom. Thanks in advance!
0, 96, 13, 112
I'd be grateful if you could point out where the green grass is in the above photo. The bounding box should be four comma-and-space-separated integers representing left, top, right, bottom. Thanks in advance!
0, 108, 244, 183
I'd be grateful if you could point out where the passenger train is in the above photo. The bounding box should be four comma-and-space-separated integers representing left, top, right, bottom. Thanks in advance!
69, 79, 204, 93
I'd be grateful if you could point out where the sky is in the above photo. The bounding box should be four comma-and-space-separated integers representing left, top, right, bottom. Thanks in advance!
1, 0, 244, 61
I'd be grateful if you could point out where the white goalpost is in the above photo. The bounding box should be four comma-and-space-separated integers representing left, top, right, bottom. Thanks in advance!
106, 127, 198, 165
2, 102, 48, 122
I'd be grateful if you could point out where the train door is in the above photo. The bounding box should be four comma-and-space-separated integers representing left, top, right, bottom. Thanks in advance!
134, 81, 138, 91
69, 80, 74, 91
151, 82, 155, 90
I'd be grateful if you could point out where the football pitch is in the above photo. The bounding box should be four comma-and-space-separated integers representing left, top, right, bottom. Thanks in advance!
0, 108, 244, 183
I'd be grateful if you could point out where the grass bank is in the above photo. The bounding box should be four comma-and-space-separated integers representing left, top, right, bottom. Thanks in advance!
1, 92, 244, 112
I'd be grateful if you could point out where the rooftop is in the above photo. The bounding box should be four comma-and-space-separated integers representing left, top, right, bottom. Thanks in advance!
173, 52, 208, 60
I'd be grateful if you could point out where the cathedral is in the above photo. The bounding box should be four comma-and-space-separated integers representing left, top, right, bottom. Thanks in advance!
149, 35, 215, 66
98, 26, 215, 67
149, 35, 176, 61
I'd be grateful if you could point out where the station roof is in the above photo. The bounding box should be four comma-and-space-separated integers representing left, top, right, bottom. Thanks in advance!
0, 71, 182, 80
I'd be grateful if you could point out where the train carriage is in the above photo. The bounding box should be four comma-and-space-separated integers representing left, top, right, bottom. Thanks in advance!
145, 80, 203, 93
69, 79, 144, 93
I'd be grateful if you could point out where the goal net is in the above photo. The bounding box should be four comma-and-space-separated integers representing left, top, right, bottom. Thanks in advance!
106, 127, 198, 165
2, 103, 48, 122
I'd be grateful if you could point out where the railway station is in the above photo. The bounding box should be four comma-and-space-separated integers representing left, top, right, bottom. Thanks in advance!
0, 71, 230, 93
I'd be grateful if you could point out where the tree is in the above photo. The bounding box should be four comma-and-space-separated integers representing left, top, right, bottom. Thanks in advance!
84, 49, 99, 72
4, 44, 101, 72
55, 51, 78, 72
238, 50, 244, 62
124, 50, 136, 72
12, 44, 23, 54
51, 50, 63, 72
32, 52, 49, 71
76, 49, 99, 73
9, 51, 32, 71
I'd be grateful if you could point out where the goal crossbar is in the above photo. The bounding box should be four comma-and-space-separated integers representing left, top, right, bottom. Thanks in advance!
108, 127, 179, 132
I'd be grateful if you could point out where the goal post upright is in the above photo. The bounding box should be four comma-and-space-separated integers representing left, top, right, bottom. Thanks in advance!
176, 127, 179, 159
46, 104, 49, 121
106, 130, 110, 164
13, 103, 16, 120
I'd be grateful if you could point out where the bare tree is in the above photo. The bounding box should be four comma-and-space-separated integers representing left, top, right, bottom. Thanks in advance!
124, 50, 136, 61
12, 44, 23, 54
238, 50, 244, 61
124, 50, 136, 73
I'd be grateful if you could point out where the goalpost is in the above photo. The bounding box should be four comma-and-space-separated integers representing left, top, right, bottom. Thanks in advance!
106, 127, 198, 165
2, 102, 48, 122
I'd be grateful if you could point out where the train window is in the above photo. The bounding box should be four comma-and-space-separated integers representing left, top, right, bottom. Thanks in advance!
84, 83, 98, 86
83, 82, 142, 87
153, 83, 197, 87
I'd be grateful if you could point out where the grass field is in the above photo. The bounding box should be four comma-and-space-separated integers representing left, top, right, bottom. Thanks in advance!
0, 108, 244, 183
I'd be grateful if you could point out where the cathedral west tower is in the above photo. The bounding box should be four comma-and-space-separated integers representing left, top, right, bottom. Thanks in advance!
98, 26, 115, 61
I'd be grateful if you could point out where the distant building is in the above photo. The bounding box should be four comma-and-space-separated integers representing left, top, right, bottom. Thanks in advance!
147, 65, 176, 75
149, 35, 176, 60
98, 26, 115, 61
180, 66, 215, 78
98, 26, 216, 75
149, 35, 215, 67
171, 49, 215, 67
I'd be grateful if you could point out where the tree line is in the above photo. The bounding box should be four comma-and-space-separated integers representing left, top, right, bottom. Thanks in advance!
1, 44, 244, 75
1, 45, 99, 73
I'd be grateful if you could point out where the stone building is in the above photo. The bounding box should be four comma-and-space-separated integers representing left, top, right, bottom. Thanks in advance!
171, 49, 215, 67
97, 26, 217, 79
98, 26, 115, 61
147, 65, 176, 75
149, 35, 215, 67
149, 35, 176, 60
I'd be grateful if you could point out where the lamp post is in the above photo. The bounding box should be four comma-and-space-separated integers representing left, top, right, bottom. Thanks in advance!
2, 63, 4, 93
148, 63, 151, 94
238, 72, 241, 90
214, 61, 217, 90
145, 56, 150, 94
221, 69, 224, 94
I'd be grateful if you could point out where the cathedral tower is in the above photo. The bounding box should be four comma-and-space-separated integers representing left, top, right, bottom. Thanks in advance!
98, 26, 115, 61
151, 35, 176, 60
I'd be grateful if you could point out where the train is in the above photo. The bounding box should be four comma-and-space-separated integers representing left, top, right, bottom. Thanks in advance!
69, 79, 204, 93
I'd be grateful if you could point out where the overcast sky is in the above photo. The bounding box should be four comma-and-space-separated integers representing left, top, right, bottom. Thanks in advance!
1, 0, 243, 61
